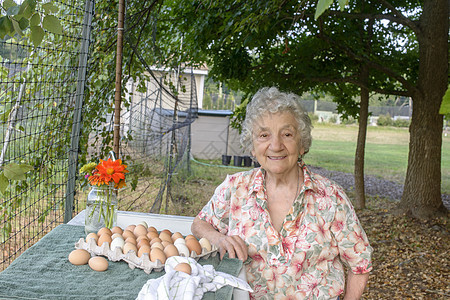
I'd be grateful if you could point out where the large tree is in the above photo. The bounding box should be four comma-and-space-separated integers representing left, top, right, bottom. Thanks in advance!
159, 0, 448, 218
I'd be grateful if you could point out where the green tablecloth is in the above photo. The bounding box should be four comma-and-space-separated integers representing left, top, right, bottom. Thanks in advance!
0, 224, 242, 300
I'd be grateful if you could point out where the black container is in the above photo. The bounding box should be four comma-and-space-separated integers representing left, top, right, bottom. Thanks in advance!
243, 156, 252, 167
222, 155, 232, 165
233, 155, 242, 167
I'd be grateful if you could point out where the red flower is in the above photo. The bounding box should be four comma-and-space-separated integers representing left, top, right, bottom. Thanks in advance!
88, 158, 128, 188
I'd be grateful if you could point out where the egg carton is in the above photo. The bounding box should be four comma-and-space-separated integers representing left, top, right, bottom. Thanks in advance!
74, 237, 218, 274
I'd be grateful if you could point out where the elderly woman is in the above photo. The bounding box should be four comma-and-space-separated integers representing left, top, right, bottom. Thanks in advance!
191, 87, 372, 299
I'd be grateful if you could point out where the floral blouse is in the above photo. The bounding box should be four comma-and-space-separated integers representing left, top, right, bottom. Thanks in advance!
197, 162, 373, 299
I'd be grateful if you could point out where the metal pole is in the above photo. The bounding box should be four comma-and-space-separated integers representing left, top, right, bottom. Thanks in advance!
113, 0, 125, 158
65, 0, 94, 223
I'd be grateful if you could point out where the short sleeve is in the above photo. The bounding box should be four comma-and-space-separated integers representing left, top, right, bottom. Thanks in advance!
331, 186, 373, 274
196, 175, 233, 235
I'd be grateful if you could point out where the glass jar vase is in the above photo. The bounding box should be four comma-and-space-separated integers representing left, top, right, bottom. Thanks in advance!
85, 185, 117, 234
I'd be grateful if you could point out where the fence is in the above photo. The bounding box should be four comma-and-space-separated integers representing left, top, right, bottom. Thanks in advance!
0, 0, 94, 271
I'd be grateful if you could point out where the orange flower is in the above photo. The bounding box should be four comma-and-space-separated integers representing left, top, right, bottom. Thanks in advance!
88, 158, 128, 187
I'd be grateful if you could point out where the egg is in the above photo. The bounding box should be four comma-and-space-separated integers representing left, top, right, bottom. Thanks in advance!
88, 256, 108, 272
150, 237, 162, 245
185, 234, 196, 240
125, 224, 136, 232
147, 226, 157, 232
171, 232, 184, 242
186, 238, 202, 256
97, 233, 112, 247
161, 240, 172, 248
175, 243, 190, 257
163, 244, 179, 258
159, 232, 173, 243
136, 235, 149, 243
137, 221, 148, 228
174, 263, 192, 275
137, 239, 150, 249
110, 236, 125, 250
134, 224, 148, 237
199, 237, 212, 252
97, 227, 112, 237
111, 226, 123, 235
111, 233, 123, 240
138, 245, 151, 257
68, 249, 90, 265
150, 241, 164, 251
125, 236, 137, 246
174, 238, 186, 246
150, 248, 166, 264
123, 242, 138, 254
122, 230, 135, 240
147, 231, 159, 240
161, 229, 172, 236
86, 232, 98, 243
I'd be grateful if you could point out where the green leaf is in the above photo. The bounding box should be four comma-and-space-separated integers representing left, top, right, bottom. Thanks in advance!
0, 172, 8, 195
30, 13, 40, 27
42, 15, 62, 35
3, 163, 29, 180
30, 25, 44, 47
42, 3, 59, 13
18, 17, 29, 30
11, 18, 23, 36
6, 5, 21, 16
315, 0, 333, 20
439, 87, 450, 115
0, 16, 14, 39
19, 164, 34, 173
3, 0, 16, 10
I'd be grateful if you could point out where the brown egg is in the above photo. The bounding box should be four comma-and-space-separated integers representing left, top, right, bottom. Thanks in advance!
185, 238, 202, 255
174, 262, 192, 275
123, 242, 138, 254
185, 234, 196, 240
151, 242, 164, 251
136, 235, 149, 243
171, 232, 184, 242
97, 233, 112, 247
161, 240, 172, 248
88, 256, 108, 272
161, 229, 172, 236
150, 248, 166, 264
138, 245, 151, 257
134, 224, 148, 237
159, 232, 173, 243
122, 230, 135, 240
86, 232, 98, 243
68, 249, 90, 265
150, 237, 162, 245
147, 231, 159, 240
163, 244, 179, 258
125, 236, 137, 246
111, 226, 123, 235
137, 239, 150, 249
97, 227, 112, 237
125, 224, 136, 232
147, 226, 157, 232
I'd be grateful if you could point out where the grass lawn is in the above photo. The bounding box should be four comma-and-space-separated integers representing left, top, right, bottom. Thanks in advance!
306, 123, 450, 194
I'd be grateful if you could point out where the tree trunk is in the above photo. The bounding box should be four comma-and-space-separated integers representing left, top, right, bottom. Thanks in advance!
354, 63, 369, 210
399, 0, 449, 218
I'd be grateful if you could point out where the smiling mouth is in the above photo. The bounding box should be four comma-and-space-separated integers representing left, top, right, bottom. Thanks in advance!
268, 156, 286, 160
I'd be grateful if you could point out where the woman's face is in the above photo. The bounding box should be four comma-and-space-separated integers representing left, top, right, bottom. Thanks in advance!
251, 111, 304, 176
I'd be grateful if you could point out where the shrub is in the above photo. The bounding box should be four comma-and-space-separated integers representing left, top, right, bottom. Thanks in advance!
393, 118, 410, 128
377, 114, 394, 126
328, 115, 337, 124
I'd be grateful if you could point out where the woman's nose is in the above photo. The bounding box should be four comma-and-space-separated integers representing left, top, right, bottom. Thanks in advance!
269, 135, 283, 151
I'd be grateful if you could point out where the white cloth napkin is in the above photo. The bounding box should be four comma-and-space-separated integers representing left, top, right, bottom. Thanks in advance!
136, 256, 253, 300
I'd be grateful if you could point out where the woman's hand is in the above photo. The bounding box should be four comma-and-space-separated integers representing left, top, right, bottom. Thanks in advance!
215, 234, 248, 261
191, 217, 248, 261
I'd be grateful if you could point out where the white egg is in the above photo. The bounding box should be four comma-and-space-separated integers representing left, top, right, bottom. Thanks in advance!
110, 236, 125, 250
199, 237, 212, 252
137, 221, 148, 229
173, 238, 186, 246
175, 243, 190, 257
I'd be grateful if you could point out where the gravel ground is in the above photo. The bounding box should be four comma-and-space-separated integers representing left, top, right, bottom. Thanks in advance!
308, 165, 450, 211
